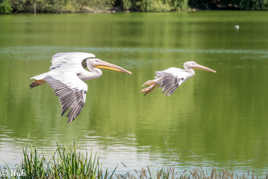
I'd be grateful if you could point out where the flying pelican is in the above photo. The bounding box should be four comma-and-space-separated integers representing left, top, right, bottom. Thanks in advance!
30, 52, 132, 123
141, 61, 216, 96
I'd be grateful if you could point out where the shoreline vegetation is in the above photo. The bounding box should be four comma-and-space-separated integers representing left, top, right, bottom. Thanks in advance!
2, 144, 267, 178
1, 0, 268, 14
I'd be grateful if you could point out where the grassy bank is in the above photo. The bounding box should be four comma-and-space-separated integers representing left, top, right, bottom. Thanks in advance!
1, 144, 267, 178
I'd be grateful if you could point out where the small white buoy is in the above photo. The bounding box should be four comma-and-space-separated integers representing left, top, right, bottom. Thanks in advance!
234, 25, 240, 31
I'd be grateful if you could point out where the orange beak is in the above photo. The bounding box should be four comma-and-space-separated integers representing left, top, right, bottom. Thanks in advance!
94, 59, 132, 75
193, 64, 216, 73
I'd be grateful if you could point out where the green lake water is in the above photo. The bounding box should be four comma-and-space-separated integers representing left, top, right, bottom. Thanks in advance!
1, 11, 268, 174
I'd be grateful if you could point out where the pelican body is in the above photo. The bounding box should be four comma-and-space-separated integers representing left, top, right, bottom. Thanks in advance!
30, 52, 131, 123
141, 61, 216, 96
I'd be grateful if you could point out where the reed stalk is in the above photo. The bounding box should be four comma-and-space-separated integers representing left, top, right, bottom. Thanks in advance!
5, 144, 267, 178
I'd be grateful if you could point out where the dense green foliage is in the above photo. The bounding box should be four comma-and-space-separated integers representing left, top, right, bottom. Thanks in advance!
189, 0, 268, 10
0, 0, 188, 13
0, 0, 12, 13
114, 0, 187, 11
1, 0, 268, 13
8, 0, 115, 13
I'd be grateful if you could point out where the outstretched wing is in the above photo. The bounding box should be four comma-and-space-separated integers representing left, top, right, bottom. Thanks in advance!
155, 70, 186, 96
44, 72, 88, 123
50, 52, 95, 70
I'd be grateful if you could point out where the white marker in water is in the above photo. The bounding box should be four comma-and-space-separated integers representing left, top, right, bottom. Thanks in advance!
234, 25, 240, 31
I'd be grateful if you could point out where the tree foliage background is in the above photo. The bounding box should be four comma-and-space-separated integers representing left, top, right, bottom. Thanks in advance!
1, 0, 268, 13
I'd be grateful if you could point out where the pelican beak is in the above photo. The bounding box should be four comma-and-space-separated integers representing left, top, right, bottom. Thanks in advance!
193, 64, 216, 73
94, 59, 132, 75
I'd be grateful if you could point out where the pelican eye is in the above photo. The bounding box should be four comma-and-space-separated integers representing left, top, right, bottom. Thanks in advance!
82, 57, 95, 70
81, 59, 87, 69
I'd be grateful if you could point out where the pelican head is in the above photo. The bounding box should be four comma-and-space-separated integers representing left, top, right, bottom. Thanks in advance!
86, 58, 132, 75
184, 61, 216, 73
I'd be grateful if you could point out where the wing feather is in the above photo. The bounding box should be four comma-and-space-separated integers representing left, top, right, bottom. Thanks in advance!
155, 71, 185, 96
44, 73, 88, 122
50, 52, 95, 70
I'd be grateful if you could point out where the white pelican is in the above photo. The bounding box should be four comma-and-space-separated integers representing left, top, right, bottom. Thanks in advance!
141, 61, 216, 96
30, 52, 132, 123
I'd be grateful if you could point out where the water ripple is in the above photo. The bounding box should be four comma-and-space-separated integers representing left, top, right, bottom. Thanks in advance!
0, 46, 268, 60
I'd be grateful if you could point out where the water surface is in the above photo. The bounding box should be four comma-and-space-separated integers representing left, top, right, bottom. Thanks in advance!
1, 11, 268, 174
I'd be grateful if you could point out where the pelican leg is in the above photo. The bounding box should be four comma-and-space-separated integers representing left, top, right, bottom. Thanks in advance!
30, 80, 45, 88
142, 80, 156, 87
141, 80, 158, 95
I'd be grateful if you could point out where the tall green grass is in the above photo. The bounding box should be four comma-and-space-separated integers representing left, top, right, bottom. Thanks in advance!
6, 144, 267, 178
21, 144, 115, 178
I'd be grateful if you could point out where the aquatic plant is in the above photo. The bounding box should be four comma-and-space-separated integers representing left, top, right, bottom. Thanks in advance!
6, 144, 267, 178
20, 144, 114, 178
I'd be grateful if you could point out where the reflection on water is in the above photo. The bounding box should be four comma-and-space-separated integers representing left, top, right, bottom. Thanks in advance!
1, 11, 268, 174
